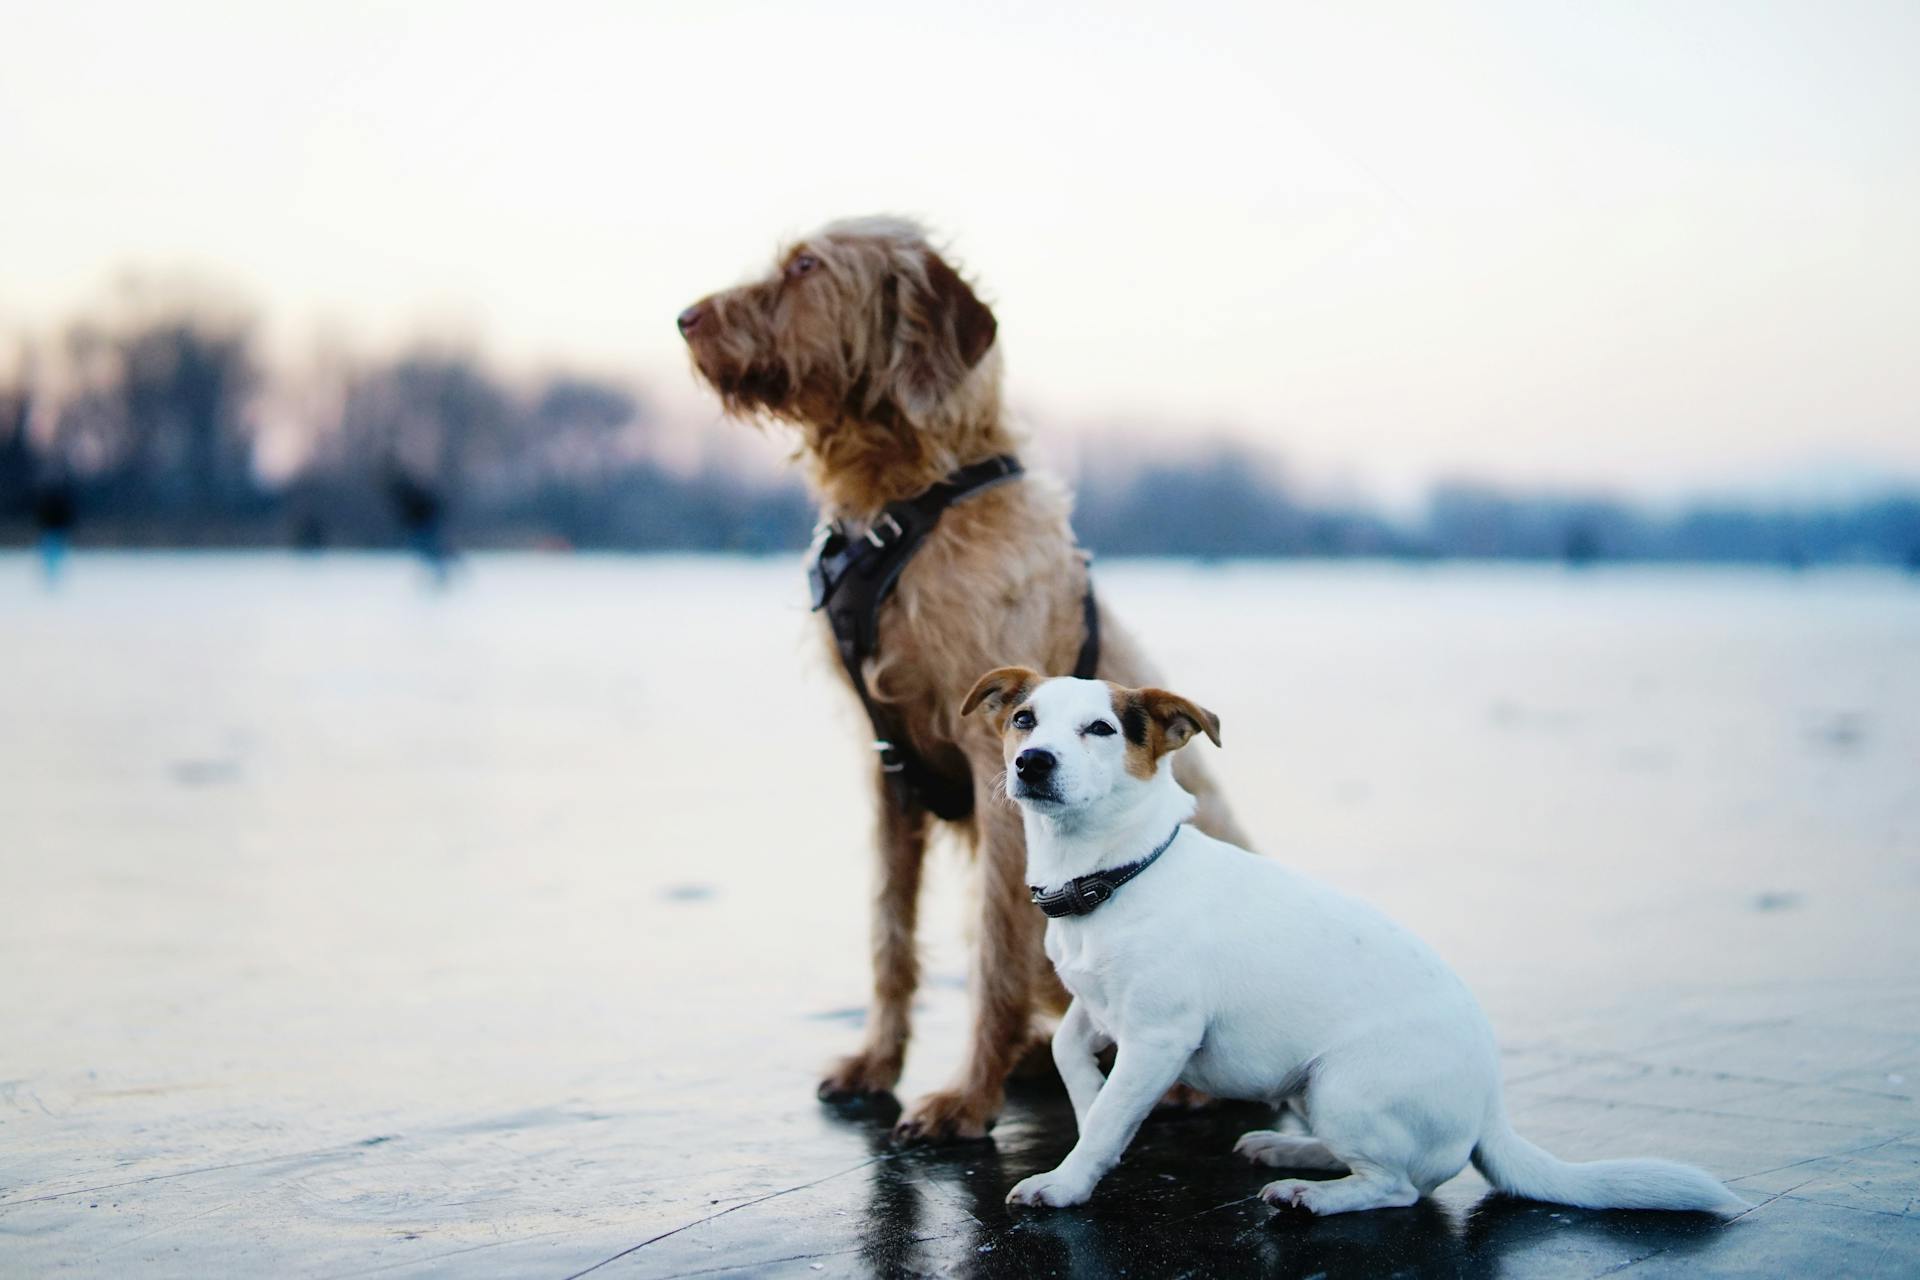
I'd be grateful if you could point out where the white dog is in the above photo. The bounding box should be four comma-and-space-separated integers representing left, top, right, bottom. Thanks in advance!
960, 668, 1746, 1217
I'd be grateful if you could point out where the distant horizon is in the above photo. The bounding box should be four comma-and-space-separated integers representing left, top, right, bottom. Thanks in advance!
6, 269, 1920, 516
6, 308, 1917, 568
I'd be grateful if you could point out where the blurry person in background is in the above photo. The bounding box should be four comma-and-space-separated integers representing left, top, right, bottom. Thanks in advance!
32, 477, 76, 586
387, 469, 451, 588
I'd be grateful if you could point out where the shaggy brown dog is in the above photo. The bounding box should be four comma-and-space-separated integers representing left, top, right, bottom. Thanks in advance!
679, 217, 1246, 1142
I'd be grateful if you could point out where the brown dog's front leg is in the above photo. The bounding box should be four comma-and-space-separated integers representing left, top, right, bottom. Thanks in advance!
892, 769, 1037, 1143
819, 770, 929, 1101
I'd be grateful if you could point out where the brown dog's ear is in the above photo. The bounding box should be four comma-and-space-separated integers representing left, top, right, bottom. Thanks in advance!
961, 665, 1040, 720
1137, 688, 1222, 753
890, 248, 997, 418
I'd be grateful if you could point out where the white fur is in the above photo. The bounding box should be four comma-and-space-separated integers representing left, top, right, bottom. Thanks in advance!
1000, 677, 1746, 1216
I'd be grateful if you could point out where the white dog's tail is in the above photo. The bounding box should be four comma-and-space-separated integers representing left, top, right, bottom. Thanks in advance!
1472, 1123, 1746, 1214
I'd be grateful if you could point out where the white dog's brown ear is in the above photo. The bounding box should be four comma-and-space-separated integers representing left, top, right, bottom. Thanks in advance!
1134, 688, 1222, 753
961, 666, 1039, 721
890, 248, 997, 418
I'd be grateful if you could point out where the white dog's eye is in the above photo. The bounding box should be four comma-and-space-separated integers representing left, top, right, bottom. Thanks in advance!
1084, 720, 1116, 737
1011, 708, 1036, 731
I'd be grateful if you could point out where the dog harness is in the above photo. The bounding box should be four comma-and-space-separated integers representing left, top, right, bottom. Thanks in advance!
809, 454, 1100, 821
1029, 824, 1184, 918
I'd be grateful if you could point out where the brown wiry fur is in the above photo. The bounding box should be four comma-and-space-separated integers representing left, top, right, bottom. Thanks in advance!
682, 217, 1247, 1142
683, 216, 1006, 519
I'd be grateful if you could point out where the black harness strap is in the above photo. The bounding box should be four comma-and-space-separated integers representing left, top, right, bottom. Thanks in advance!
809, 455, 1100, 821
1074, 562, 1100, 681
1029, 824, 1184, 918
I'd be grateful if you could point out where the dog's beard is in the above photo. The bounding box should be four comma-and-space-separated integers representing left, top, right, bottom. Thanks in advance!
700, 359, 793, 415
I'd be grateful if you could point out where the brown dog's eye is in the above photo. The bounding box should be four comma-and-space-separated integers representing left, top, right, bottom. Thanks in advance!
1085, 720, 1116, 737
1011, 708, 1036, 731
786, 253, 819, 279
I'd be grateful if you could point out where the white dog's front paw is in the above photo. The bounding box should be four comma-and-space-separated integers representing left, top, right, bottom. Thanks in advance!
1006, 1169, 1094, 1209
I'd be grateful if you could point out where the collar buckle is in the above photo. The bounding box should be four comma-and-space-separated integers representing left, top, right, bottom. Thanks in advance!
1072, 879, 1112, 913
865, 511, 904, 548
1028, 824, 1184, 919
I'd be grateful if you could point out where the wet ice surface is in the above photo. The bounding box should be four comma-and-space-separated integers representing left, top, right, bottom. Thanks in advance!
3, 553, 1918, 1278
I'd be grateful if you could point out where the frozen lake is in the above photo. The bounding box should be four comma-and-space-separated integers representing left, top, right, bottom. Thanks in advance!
3, 553, 1918, 1276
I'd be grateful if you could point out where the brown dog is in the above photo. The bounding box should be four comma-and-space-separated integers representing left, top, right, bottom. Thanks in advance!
679, 217, 1245, 1142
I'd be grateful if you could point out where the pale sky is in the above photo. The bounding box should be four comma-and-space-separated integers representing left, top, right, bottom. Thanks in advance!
3, 1, 1917, 497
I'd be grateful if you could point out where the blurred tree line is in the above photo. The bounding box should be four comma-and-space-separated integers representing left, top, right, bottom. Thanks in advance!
4, 292, 1918, 567
0, 288, 811, 552
1421, 482, 1920, 569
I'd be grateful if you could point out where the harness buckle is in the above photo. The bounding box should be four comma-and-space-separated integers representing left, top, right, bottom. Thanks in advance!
873, 739, 906, 773
865, 512, 904, 548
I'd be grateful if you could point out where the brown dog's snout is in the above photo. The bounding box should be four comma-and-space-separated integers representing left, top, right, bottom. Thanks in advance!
676, 302, 707, 337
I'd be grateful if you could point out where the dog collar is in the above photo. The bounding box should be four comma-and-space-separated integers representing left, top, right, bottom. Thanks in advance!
1029, 825, 1183, 918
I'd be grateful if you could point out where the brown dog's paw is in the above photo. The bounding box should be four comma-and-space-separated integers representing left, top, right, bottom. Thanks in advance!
890, 1088, 999, 1145
1157, 1083, 1217, 1110
817, 1049, 902, 1102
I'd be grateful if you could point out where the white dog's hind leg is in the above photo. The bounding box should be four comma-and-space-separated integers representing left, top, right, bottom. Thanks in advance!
1234, 1131, 1349, 1172
1257, 1058, 1462, 1215
1261, 1165, 1420, 1216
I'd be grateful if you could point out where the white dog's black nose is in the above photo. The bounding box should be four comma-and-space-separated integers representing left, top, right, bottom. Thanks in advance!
1014, 748, 1056, 780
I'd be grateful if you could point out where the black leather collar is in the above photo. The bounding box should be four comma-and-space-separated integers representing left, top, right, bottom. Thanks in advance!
1029, 825, 1183, 918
